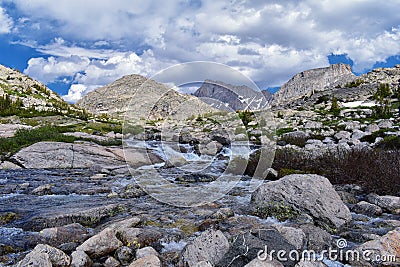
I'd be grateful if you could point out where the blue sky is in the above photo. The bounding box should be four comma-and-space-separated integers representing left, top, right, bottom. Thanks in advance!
0, 1, 400, 102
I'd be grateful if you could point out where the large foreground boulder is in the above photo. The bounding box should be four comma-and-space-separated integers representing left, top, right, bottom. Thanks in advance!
76, 228, 122, 258
16, 244, 70, 267
11, 141, 162, 169
181, 229, 229, 266
251, 174, 352, 231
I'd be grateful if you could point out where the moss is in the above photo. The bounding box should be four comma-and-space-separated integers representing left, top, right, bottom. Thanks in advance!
126, 239, 141, 249
276, 127, 294, 136
143, 220, 161, 227
278, 168, 308, 178
108, 205, 127, 216
0, 212, 18, 225
124, 124, 144, 135
167, 219, 198, 236
254, 202, 299, 221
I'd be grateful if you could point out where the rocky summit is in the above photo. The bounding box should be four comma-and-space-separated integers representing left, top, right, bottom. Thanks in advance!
193, 79, 271, 111
273, 63, 355, 105
77, 74, 217, 120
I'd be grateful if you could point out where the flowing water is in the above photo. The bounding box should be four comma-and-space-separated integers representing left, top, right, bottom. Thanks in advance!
0, 141, 398, 266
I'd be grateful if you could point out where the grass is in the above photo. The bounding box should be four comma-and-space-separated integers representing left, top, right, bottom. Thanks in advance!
360, 128, 397, 143
0, 125, 122, 160
0, 126, 75, 159
276, 127, 294, 136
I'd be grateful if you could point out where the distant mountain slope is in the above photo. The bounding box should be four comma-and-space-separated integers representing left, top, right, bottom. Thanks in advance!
271, 64, 400, 110
76, 74, 218, 120
193, 80, 271, 111
0, 64, 85, 117
272, 63, 355, 105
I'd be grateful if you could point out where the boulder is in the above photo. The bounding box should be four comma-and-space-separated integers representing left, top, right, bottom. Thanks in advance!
273, 225, 306, 250
128, 254, 161, 267
12, 142, 123, 169
366, 194, 400, 214
197, 140, 223, 156
295, 260, 328, 267
365, 124, 380, 133
209, 129, 231, 146
245, 258, 284, 267
0, 160, 22, 169
0, 123, 32, 138
26, 204, 127, 231
39, 223, 90, 247
299, 225, 333, 252
334, 131, 351, 140
251, 174, 352, 231
182, 229, 229, 266
115, 246, 134, 265
16, 250, 52, 267
136, 246, 159, 259
218, 229, 297, 267
304, 121, 322, 129
31, 184, 53, 195
76, 228, 122, 258
117, 227, 162, 249
377, 119, 393, 129
11, 141, 162, 169
350, 227, 400, 266
352, 201, 383, 216
17, 244, 70, 267
70, 250, 92, 267
343, 121, 361, 131
104, 257, 121, 267
352, 130, 368, 140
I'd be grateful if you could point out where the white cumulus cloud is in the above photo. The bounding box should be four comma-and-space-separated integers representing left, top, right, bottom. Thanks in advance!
0, 6, 13, 33
2, 0, 399, 102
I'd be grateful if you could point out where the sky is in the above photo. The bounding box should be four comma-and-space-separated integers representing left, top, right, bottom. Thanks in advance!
0, 0, 400, 102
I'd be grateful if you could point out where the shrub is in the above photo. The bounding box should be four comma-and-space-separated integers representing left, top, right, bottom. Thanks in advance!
272, 147, 400, 196
237, 110, 254, 126
376, 136, 400, 149
373, 83, 392, 118
316, 95, 329, 104
345, 79, 364, 88
280, 134, 307, 147
330, 96, 340, 116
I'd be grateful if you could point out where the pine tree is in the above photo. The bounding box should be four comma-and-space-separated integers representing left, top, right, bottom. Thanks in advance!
373, 83, 392, 118
330, 96, 340, 116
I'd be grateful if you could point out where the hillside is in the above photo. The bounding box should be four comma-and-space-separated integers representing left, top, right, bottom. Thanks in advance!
0, 64, 86, 118
76, 74, 218, 120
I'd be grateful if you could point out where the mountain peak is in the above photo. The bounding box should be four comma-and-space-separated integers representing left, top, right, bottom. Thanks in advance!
273, 63, 355, 105
77, 74, 217, 120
